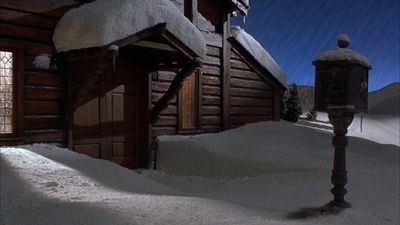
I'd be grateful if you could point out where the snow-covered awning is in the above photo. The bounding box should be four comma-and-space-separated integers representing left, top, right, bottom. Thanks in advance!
53, 0, 206, 59
228, 0, 250, 15
230, 27, 288, 88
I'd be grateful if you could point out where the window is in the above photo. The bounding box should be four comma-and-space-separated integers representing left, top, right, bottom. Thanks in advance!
0, 45, 23, 141
179, 70, 200, 132
0, 51, 14, 134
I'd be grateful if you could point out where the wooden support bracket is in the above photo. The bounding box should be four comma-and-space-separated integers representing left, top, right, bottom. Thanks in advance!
150, 60, 201, 125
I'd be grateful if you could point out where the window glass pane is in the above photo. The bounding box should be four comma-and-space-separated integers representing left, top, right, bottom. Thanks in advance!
0, 51, 13, 134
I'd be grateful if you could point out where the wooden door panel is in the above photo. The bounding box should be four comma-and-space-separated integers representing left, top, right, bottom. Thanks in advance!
111, 142, 137, 157
112, 93, 124, 123
74, 144, 100, 158
112, 142, 125, 156
111, 142, 139, 168
73, 97, 100, 136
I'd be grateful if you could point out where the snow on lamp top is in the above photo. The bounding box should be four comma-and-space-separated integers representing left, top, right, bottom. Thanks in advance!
313, 34, 371, 69
230, 26, 287, 88
53, 0, 206, 59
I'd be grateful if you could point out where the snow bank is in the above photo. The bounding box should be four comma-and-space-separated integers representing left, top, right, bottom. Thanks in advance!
157, 121, 329, 177
53, 0, 206, 59
155, 120, 399, 224
230, 26, 287, 87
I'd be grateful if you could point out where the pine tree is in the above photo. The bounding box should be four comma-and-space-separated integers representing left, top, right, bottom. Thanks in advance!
283, 83, 302, 122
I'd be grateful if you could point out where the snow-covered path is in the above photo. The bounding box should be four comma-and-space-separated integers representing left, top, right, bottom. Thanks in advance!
1, 119, 399, 225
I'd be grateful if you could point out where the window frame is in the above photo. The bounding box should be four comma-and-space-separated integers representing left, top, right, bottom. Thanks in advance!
0, 43, 24, 142
178, 69, 202, 134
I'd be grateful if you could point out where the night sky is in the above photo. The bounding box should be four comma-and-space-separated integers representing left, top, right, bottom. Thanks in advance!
232, 0, 399, 91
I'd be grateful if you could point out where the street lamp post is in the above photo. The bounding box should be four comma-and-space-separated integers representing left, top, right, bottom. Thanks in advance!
313, 34, 371, 209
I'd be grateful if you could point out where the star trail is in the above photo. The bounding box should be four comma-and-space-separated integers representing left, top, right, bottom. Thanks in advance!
232, 0, 399, 91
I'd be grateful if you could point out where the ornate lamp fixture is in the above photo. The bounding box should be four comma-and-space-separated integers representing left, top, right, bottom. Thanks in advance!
313, 34, 372, 208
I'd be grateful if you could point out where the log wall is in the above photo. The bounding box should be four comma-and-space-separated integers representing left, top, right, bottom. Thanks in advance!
201, 43, 223, 133
152, 71, 179, 136
0, 0, 82, 145
1, 0, 282, 147
229, 49, 275, 128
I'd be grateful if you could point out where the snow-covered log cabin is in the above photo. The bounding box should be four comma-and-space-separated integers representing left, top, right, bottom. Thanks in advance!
0, 0, 287, 168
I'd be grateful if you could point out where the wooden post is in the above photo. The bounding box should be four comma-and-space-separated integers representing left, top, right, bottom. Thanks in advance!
222, 11, 231, 130
326, 108, 354, 209
273, 89, 281, 121
147, 72, 155, 169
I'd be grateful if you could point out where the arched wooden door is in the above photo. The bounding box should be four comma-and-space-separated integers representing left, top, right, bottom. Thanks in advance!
72, 57, 149, 169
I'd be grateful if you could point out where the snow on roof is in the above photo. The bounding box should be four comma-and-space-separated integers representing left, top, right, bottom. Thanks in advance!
53, 0, 206, 59
230, 27, 287, 88
314, 35, 371, 68
314, 48, 372, 68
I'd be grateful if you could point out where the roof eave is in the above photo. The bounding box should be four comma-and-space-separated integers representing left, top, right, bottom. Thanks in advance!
227, 0, 249, 16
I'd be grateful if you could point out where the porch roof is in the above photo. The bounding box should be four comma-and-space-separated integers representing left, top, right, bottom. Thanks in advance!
53, 0, 206, 59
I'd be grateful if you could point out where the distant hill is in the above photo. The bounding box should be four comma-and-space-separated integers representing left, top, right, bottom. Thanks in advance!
295, 82, 399, 115
296, 85, 314, 111
368, 82, 400, 115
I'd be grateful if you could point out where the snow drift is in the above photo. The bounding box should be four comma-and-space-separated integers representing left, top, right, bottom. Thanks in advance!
2, 121, 399, 225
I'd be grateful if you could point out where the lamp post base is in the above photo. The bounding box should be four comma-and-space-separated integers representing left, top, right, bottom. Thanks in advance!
325, 199, 352, 209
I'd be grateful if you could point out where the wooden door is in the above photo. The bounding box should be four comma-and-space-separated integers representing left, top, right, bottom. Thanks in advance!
72, 59, 148, 169
105, 82, 139, 168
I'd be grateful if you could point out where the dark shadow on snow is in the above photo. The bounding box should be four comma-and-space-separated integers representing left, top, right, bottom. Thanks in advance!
287, 206, 344, 219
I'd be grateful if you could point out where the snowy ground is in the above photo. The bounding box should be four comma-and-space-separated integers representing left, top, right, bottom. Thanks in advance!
297, 113, 399, 146
1, 84, 399, 225
1, 119, 399, 225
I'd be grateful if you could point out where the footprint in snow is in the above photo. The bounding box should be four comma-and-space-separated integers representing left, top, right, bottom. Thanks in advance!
44, 181, 59, 187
